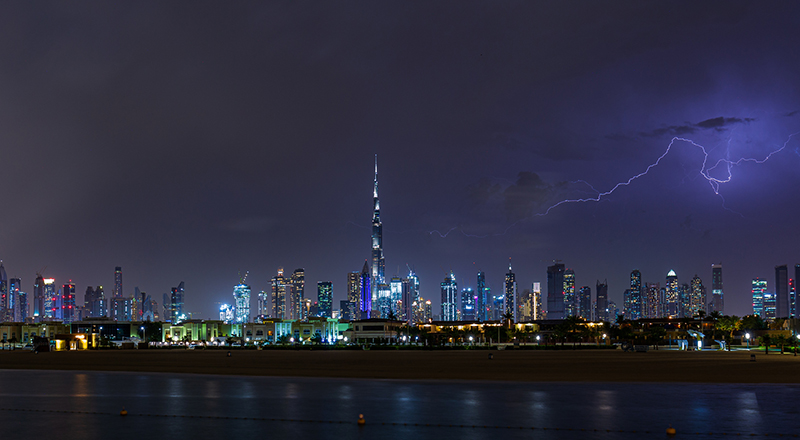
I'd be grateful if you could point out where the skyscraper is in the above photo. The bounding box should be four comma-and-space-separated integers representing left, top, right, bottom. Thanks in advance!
476, 271, 488, 321
504, 261, 517, 322
563, 269, 576, 317
317, 281, 333, 318
665, 270, 678, 317
257, 290, 270, 318
595, 280, 608, 322
113, 266, 123, 298
347, 271, 361, 321
170, 281, 185, 323
33, 274, 45, 322
689, 275, 706, 317
645, 282, 662, 318
626, 270, 643, 320
547, 263, 566, 320
290, 268, 305, 320
85, 286, 107, 318
233, 283, 251, 324
389, 277, 403, 319
371, 155, 385, 305
8, 277, 20, 322
578, 286, 592, 320
62, 281, 76, 324
440, 272, 458, 321
710, 264, 724, 314
461, 287, 475, 321
0, 262, 7, 322
775, 265, 789, 318
359, 261, 371, 319
532, 282, 542, 320
752, 277, 767, 319
271, 268, 288, 319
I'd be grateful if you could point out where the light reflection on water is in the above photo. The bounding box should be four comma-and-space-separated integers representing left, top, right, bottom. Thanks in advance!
0, 370, 797, 440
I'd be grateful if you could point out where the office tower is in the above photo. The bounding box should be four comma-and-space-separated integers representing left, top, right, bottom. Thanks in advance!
0, 262, 7, 322
627, 270, 643, 320
317, 281, 333, 318
518, 288, 532, 321
532, 282, 542, 320
752, 278, 767, 319
288, 268, 305, 320
376, 283, 391, 318
423, 299, 433, 322
664, 270, 678, 317
62, 281, 76, 324
678, 283, 691, 318
595, 280, 608, 322
347, 271, 361, 321
505, 261, 517, 322
170, 281, 185, 323
339, 299, 351, 322
440, 272, 458, 321
271, 268, 288, 319
371, 155, 385, 305
607, 301, 619, 323
547, 263, 566, 319
219, 303, 234, 323
33, 274, 45, 322
401, 278, 412, 322
490, 291, 503, 320
563, 269, 576, 317
790, 278, 796, 319
795, 264, 800, 316
43, 278, 57, 319
140, 291, 158, 322
578, 286, 591, 319
359, 261, 372, 319
257, 290, 270, 318
389, 277, 402, 319
233, 283, 251, 324
764, 292, 777, 320
476, 271, 488, 321
85, 286, 100, 318
17, 288, 28, 322
774, 265, 788, 318
644, 282, 661, 318
461, 287, 475, 321
8, 277, 20, 321
113, 267, 123, 298
689, 275, 706, 317
709, 264, 724, 315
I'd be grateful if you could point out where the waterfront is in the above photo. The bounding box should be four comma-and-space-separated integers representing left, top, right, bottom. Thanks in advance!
0, 369, 798, 439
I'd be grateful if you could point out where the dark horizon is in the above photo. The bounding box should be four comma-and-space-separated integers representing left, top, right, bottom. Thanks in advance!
1, 2, 800, 319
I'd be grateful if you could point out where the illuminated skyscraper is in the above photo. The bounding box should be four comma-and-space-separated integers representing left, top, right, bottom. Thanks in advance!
257, 290, 270, 318
563, 269, 576, 317
710, 264, 724, 315
8, 277, 22, 322
44, 278, 57, 319
271, 268, 288, 319
752, 277, 767, 319
645, 282, 661, 318
461, 287, 475, 321
790, 278, 796, 319
532, 282, 542, 320
578, 286, 592, 319
402, 269, 419, 323
359, 261, 371, 319
289, 268, 305, 320
317, 281, 333, 318
113, 266, 123, 298
689, 275, 706, 317
547, 263, 566, 320
33, 274, 45, 322
389, 277, 402, 319
665, 270, 678, 317
625, 270, 643, 320
764, 291, 776, 320
440, 272, 458, 321
504, 261, 517, 322
595, 280, 608, 322
371, 155, 385, 305
775, 265, 789, 318
0, 262, 7, 322
347, 271, 361, 321
219, 303, 234, 323
170, 281, 185, 323
62, 281, 76, 324
85, 286, 106, 318
476, 271, 488, 321
233, 283, 251, 324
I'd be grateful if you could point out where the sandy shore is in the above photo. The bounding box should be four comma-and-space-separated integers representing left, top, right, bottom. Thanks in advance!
1, 348, 797, 383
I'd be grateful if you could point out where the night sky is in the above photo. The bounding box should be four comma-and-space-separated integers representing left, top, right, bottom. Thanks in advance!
2, 2, 799, 319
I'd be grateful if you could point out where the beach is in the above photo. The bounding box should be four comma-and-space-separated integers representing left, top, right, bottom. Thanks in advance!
1, 348, 797, 382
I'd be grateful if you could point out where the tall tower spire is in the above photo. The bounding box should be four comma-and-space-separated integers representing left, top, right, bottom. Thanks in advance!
371, 154, 385, 308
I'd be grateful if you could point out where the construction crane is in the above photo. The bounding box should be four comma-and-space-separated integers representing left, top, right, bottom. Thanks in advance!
238, 270, 250, 285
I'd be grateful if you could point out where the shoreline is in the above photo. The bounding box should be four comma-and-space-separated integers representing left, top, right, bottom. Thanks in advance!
2, 349, 798, 383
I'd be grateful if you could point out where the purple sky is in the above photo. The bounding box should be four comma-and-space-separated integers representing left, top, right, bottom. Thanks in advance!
1, 1, 799, 318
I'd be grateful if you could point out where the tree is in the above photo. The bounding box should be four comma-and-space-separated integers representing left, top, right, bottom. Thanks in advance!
647, 326, 666, 349
740, 315, 767, 332
716, 315, 741, 349
310, 333, 323, 345
759, 334, 771, 354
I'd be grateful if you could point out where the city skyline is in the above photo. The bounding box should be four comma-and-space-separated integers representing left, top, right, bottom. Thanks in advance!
1, 3, 800, 319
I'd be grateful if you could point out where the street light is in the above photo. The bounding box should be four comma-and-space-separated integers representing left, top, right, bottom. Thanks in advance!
745, 332, 750, 350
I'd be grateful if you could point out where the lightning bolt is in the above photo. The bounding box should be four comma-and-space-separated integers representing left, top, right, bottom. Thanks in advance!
429, 131, 800, 238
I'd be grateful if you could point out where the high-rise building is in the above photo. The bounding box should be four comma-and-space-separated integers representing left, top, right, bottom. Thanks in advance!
289, 268, 305, 320
317, 281, 333, 318
440, 272, 458, 321
664, 270, 678, 317
795, 264, 800, 317
271, 268, 288, 319
531, 282, 543, 320
461, 287, 475, 321
644, 282, 662, 318
43, 278, 57, 320
359, 261, 371, 319
62, 281, 76, 324
233, 283, 251, 324
518, 288, 533, 322
389, 277, 402, 319
476, 271, 488, 321
339, 299, 352, 322
8, 277, 21, 322
595, 280, 608, 322
371, 155, 385, 306
376, 282, 391, 318
33, 274, 46, 322
752, 278, 767, 319
764, 291, 777, 320
0, 262, 7, 322
790, 278, 796, 319
490, 291, 503, 321
578, 286, 592, 320
84, 286, 106, 318
113, 267, 123, 298
504, 261, 517, 322
170, 281, 185, 323
625, 270, 643, 320
547, 263, 566, 319
257, 290, 270, 319
710, 264, 724, 315
563, 269, 576, 317
689, 275, 706, 317
678, 283, 691, 318
607, 301, 619, 323
219, 303, 234, 323
347, 271, 361, 321
775, 265, 789, 318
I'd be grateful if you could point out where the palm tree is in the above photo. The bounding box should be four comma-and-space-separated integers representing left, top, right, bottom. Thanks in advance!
716, 315, 741, 350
